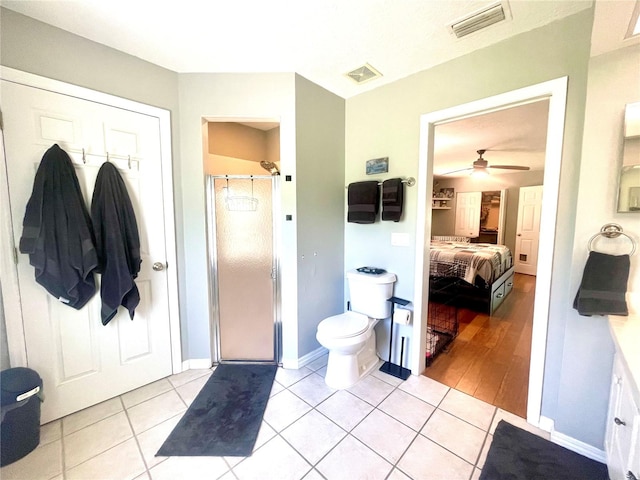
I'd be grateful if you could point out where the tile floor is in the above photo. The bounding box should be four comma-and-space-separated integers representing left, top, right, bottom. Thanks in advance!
0, 356, 551, 480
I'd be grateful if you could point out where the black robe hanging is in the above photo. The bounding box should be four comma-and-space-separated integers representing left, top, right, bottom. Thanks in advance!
19, 144, 98, 309
91, 162, 142, 325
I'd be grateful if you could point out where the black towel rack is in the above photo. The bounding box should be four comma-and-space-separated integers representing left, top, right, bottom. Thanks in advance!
587, 223, 636, 256
345, 176, 416, 188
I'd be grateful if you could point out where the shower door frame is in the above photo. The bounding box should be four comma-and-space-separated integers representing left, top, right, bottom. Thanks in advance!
205, 174, 281, 365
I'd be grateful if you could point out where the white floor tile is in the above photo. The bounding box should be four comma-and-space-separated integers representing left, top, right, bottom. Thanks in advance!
121, 379, 173, 409
167, 368, 212, 388
0, 439, 62, 480
270, 381, 285, 397
352, 409, 417, 464
316, 390, 374, 431
224, 421, 278, 468
476, 433, 493, 470
397, 434, 473, 480
281, 410, 347, 464
490, 409, 550, 440
148, 456, 229, 480
62, 397, 123, 435
275, 366, 313, 387
471, 467, 483, 480
305, 354, 328, 372
135, 413, 182, 469
316, 435, 392, 480
398, 375, 449, 407
439, 389, 496, 431
378, 389, 436, 431
175, 372, 212, 406
40, 419, 62, 445
64, 411, 133, 468
65, 438, 146, 480
233, 436, 311, 480
371, 368, 406, 387
387, 468, 412, 480
263, 389, 311, 432
347, 374, 395, 406
288, 372, 336, 406
421, 410, 486, 464
302, 469, 325, 480
126, 390, 186, 434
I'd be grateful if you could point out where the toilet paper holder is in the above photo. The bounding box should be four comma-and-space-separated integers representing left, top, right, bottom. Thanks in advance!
379, 296, 412, 381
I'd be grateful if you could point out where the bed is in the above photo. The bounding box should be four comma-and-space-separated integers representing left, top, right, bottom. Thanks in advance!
429, 240, 515, 314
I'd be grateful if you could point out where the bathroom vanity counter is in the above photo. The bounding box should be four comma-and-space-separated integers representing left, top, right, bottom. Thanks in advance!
609, 314, 640, 405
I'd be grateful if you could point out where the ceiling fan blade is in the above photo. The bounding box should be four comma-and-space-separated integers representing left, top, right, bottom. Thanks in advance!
440, 167, 472, 175
488, 165, 530, 170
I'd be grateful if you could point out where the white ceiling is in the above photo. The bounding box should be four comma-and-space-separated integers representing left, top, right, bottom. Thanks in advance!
3, 0, 597, 99
3, 0, 638, 174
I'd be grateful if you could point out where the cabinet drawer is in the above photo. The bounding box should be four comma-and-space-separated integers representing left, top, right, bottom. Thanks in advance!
491, 283, 506, 312
504, 273, 515, 297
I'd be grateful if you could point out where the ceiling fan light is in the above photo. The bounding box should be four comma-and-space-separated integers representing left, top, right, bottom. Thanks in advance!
470, 168, 489, 178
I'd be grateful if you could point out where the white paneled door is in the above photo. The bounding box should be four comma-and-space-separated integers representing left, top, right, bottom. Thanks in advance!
514, 185, 543, 276
2, 77, 175, 423
454, 191, 481, 239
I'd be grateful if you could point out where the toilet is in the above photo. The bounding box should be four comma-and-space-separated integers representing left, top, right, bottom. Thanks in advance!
316, 269, 397, 389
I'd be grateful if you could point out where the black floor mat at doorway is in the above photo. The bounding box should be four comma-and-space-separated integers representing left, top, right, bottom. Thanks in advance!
156, 363, 277, 457
480, 420, 609, 480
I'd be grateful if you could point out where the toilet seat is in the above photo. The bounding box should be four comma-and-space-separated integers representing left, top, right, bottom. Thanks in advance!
317, 312, 369, 339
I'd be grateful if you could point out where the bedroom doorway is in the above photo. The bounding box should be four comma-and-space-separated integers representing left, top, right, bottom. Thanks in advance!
412, 77, 568, 428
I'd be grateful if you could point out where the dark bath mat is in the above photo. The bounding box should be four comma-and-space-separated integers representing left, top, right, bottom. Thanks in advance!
480, 420, 609, 480
157, 363, 277, 457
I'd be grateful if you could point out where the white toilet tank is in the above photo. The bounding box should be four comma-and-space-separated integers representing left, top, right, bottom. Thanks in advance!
347, 269, 397, 319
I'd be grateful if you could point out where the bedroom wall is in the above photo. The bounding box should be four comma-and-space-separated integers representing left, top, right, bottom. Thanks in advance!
345, 8, 595, 445
432, 170, 545, 253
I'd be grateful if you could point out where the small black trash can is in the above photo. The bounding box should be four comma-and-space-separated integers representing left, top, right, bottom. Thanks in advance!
0, 367, 43, 466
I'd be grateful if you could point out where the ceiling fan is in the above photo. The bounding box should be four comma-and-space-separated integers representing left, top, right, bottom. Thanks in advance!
442, 149, 531, 176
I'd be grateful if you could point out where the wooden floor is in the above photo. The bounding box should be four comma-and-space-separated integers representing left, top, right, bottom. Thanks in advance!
422, 273, 535, 418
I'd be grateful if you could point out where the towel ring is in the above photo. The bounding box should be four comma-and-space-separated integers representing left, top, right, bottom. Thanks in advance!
587, 223, 636, 256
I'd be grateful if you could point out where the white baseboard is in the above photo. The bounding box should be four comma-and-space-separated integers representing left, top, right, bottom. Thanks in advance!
181, 358, 213, 371
550, 429, 607, 463
538, 415, 555, 433
281, 346, 327, 370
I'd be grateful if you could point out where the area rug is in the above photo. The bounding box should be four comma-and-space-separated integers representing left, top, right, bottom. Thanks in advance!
156, 363, 277, 457
480, 420, 609, 480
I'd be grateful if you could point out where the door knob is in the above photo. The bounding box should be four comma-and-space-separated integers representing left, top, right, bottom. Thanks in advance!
517, 233, 522, 236
153, 262, 166, 271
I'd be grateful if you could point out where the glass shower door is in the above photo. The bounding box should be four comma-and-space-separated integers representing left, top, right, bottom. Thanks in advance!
210, 176, 275, 362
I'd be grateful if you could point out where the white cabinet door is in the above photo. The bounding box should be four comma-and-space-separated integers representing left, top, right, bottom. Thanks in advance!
454, 191, 481, 238
2, 80, 174, 422
606, 355, 640, 480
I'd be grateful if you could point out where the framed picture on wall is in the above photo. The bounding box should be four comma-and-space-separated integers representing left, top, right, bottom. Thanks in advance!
366, 157, 389, 175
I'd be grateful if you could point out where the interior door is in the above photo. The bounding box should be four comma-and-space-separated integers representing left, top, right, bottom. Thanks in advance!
454, 191, 481, 238
209, 176, 275, 362
514, 185, 543, 275
2, 80, 173, 422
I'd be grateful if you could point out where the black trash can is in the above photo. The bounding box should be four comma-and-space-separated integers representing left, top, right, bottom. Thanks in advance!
0, 367, 43, 466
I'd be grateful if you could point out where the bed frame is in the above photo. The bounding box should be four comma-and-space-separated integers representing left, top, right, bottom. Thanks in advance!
429, 266, 515, 315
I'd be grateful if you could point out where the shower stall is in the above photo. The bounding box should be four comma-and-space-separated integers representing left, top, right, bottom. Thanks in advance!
205, 174, 280, 363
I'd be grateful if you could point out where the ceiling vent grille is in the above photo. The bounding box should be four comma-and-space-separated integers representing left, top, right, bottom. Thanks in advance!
450, 2, 506, 38
345, 63, 382, 84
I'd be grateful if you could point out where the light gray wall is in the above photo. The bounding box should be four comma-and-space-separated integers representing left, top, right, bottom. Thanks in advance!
0, 281, 10, 370
433, 170, 545, 253
177, 73, 299, 363
556, 43, 640, 447
294, 75, 346, 357
0, 7, 192, 356
345, 9, 595, 444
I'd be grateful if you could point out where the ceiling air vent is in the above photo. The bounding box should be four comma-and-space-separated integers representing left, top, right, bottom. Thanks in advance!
450, 2, 506, 38
345, 63, 382, 84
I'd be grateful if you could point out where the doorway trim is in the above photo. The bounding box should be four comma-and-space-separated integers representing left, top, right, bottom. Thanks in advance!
0, 66, 182, 373
411, 77, 568, 428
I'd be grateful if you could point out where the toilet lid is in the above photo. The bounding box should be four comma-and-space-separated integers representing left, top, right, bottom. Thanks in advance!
318, 312, 369, 338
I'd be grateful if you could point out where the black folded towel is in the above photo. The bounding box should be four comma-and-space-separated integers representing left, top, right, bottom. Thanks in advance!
381, 178, 404, 222
573, 251, 630, 316
347, 181, 380, 224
